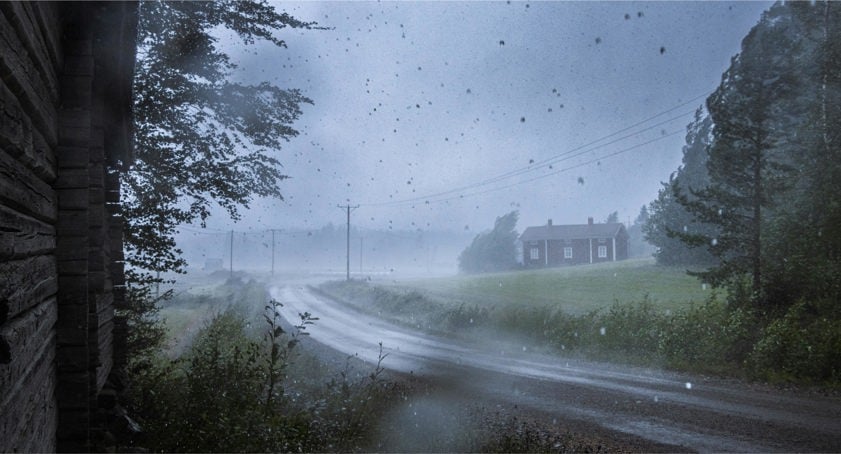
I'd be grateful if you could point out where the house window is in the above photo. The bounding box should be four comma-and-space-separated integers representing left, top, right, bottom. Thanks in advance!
563, 247, 573, 259
530, 247, 539, 260
598, 245, 607, 258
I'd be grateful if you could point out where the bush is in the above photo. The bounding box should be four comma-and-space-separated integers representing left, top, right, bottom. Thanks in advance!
320, 280, 841, 385
594, 299, 665, 357
748, 299, 841, 382
126, 301, 398, 452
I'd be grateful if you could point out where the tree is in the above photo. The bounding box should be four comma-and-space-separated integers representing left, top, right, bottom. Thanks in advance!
760, 1, 841, 304
458, 211, 519, 273
125, 1, 317, 278
604, 211, 619, 224
627, 205, 656, 258
675, 4, 803, 297
644, 108, 718, 267
120, 2, 318, 368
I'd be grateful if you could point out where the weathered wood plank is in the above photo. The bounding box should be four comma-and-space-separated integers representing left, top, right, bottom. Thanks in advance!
5, 2, 60, 102
58, 108, 92, 148
95, 324, 113, 392
0, 302, 58, 453
2, 3, 59, 97
0, 149, 57, 223
0, 255, 57, 324
0, 77, 57, 182
0, 321, 56, 453
28, 2, 62, 71
0, 6, 58, 147
0, 297, 57, 402
0, 204, 55, 260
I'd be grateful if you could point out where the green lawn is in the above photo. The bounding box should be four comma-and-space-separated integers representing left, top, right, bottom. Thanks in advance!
382, 258, 718, 314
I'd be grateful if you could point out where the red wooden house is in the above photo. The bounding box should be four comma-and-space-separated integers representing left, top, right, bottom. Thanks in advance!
520, 217, 629, 267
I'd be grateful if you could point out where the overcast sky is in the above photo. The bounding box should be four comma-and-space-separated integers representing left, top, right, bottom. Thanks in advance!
203, 1, 772, 234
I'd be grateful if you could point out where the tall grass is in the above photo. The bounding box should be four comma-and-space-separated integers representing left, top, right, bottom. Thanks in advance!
388, 259, 713, 314
126, 277, 619, 452
322, 275, 841, 384
126, 280, 401, 452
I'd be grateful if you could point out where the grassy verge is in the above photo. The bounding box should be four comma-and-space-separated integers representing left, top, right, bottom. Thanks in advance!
128, 273, 628, 452
380, 258, 715, 314
321, 261, 840, 384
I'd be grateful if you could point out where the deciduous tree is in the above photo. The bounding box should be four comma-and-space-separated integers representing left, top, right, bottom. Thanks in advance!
458, 211, 519, 273
125, 1, 317, 277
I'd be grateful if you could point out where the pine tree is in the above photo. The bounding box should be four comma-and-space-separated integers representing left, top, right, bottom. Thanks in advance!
675, 4, 803, 297
644, 108, 717, 267
762, 1, 841, 303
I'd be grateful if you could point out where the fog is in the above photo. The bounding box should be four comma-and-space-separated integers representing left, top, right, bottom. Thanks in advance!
174, 225, 473, 276
173, 1, 772, 272
154, 4, 841, 451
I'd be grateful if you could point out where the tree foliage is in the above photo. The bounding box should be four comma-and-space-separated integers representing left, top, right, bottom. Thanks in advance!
678, 6, 802, 293
644, 108, 718, 267
125, 1, 317, 276
458, 211, 519, 273
662, 2, 841, 308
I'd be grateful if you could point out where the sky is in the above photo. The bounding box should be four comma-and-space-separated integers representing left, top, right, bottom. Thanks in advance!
202, 0, 773, 235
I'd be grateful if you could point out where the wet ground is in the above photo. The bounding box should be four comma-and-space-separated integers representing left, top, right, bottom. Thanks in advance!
270, 283, 841, 452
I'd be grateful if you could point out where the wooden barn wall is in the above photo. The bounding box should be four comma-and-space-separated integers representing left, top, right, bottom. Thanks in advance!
0, 2, 135, 452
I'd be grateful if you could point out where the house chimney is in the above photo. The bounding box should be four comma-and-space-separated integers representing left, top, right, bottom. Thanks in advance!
588, 217, 594, 225
547, 218, 552, 226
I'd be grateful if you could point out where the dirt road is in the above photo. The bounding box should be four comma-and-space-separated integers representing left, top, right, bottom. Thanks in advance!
270, 284, 841, 452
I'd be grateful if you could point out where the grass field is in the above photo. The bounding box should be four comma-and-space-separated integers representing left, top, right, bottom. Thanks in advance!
379, 258, 718, 314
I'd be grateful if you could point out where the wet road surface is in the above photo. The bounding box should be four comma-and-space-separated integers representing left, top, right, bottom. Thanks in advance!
270, 283, 841, 452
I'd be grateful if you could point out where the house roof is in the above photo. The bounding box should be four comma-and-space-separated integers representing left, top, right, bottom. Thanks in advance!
519, 222, 625, 242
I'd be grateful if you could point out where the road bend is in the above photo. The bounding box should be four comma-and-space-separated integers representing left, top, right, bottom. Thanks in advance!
270, 284, 841, 452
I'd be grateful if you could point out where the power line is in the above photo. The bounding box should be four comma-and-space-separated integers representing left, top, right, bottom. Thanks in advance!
402, 128, 685, 207
363, 92, 708, 207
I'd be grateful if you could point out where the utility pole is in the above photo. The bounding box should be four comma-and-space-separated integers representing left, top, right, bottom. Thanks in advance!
229, 229, 234, 278
337, 204, 359, 281
359, 237, 364, 274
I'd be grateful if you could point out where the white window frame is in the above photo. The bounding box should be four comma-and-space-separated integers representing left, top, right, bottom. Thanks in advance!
530, 247, 539, 260
598, 245, 607, 258
563, 247, 573, 259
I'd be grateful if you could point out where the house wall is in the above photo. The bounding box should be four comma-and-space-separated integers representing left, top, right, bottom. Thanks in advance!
0, 2, 134, 452
522, 233, 629, 268
522, 240, 545, 267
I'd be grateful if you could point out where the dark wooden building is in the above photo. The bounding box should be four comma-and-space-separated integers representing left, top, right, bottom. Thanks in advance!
0, 2, 136, 451
520, 217, 629, 267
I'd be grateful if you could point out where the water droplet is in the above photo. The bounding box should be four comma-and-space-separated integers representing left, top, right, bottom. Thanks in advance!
654, 395, 659, 403
711, 238, 718, 246
685, 382, 692, 390
599, 327, 606, 336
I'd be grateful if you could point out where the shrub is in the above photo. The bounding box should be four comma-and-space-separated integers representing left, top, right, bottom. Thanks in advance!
125, 295, 404, 452
593, 298, 665, 357
748, 299, 841, 382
